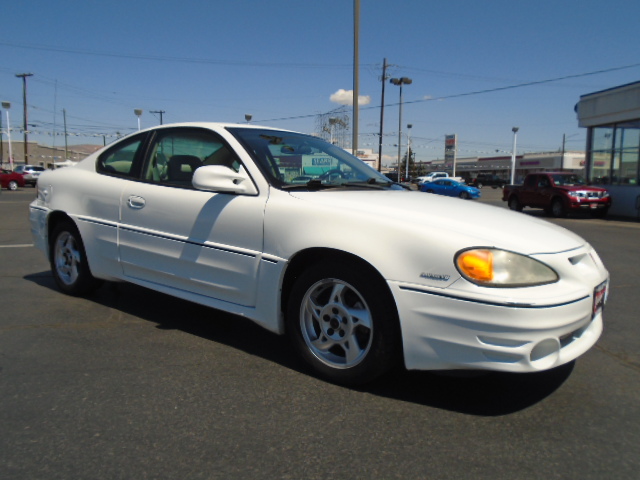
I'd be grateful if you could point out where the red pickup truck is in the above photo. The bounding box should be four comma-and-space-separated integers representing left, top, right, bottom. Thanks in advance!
503, 172, 611, 218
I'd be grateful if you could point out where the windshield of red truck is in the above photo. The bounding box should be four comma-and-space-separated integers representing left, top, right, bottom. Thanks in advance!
551, 174, 586, 186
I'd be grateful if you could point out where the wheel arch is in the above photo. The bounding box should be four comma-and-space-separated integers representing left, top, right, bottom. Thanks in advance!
46, 211, 76, 255
281, 247, 400, 329
281, 247, 404, 384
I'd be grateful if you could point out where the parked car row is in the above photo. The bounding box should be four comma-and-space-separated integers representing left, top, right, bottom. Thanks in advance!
0, 164, 46, 190
0, 169, 26, 190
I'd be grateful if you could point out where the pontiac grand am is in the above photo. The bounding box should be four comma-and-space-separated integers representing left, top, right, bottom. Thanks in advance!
29, 123, 609, 385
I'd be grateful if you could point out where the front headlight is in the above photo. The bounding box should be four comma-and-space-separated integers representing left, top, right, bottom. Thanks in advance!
455, 248, 559, 287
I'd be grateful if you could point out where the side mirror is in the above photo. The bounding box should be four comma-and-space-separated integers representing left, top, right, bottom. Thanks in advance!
192, 165, 258, 195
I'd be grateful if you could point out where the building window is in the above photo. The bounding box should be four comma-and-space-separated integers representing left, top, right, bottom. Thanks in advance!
615, 122, 640, 185
588, 122, 640, 185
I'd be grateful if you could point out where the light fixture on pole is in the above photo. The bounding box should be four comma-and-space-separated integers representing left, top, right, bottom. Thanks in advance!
510, 127, 519, 184
406, 123, 412, 181
15, 73, 33, 163
134, 109, 143, 131
390, 77, 412, 181
2, 101, 14, 171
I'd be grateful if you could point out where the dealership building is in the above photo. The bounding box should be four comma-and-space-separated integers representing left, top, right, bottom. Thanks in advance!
576, 80, 640, 219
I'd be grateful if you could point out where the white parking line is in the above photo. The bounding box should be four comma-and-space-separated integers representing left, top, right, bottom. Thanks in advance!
0, 244, 34, 248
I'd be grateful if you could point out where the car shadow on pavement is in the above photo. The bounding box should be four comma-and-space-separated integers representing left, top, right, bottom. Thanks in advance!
364, 363, 574, 416
26, 272, 573, 416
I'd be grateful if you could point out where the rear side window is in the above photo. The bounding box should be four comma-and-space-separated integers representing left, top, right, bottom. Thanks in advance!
97, 135, 145, 178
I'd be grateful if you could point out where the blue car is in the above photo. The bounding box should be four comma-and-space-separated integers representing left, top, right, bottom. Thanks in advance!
419, 178, 481, 199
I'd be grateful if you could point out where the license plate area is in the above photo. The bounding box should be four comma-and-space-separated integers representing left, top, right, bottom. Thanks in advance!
593, 280, 607, 317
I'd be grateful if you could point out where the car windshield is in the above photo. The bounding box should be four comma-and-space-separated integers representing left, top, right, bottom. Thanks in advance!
551, 173, 586, 186
228, 127, 401, 190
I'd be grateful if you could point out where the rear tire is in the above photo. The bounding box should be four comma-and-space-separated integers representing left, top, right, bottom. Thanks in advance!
508, 196, 523, 211
286, 260, 401, 386
50, 221, 103, 296
8, 180, 18, 191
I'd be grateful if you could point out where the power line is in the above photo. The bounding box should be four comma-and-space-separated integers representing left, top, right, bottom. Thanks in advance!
0, 41, 357, 69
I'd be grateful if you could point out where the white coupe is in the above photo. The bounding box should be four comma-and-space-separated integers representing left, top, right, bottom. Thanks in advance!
29, 123, 609, 385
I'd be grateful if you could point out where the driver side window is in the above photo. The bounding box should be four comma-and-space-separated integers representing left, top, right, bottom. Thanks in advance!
143, 129, 241, 187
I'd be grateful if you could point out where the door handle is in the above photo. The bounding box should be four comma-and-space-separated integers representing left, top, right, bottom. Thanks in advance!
127, 196, 146, 209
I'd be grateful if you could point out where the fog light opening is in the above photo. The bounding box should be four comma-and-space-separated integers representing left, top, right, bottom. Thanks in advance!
529, 338, 560, 370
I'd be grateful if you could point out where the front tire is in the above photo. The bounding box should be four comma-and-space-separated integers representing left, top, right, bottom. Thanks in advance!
50, 221, 102, 295
459, 191, 470, 199
551, 198, 567, 218
286, 260, 401, 386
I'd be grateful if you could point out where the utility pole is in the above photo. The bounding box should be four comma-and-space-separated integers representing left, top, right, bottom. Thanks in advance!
150, 110, 165, 125
377, 58, 388, 171
15, 73, 34, 163
63, 109, 68, 161
352, 0, 360, 156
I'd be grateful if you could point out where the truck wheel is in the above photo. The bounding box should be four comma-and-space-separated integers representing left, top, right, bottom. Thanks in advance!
551, 198, 567, 218
477, 182, 483, 189
508, 196, 523, 212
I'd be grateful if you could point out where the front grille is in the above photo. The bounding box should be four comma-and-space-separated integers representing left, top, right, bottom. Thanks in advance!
573, 190, 605, 199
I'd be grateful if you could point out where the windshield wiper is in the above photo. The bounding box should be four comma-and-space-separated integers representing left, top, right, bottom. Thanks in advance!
281, 178, 407, 191
280, 179, 333, 191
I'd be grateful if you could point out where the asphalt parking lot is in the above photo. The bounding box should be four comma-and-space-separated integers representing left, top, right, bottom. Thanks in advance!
1, 186, 639, 480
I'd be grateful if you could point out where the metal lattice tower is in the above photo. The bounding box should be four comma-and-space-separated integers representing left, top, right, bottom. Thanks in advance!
316, 107, 350, 149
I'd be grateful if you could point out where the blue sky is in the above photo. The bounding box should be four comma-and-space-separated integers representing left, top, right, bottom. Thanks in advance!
1, 0, 639, 165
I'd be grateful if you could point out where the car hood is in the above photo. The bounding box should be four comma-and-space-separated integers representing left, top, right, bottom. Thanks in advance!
289, 189, 585, 255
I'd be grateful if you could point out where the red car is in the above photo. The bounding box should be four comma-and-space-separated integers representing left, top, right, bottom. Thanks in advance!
0, 169, 26, 190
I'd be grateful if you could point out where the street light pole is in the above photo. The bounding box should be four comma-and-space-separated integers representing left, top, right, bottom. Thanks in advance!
390, 77, 412, 181
134, 109, 143, 131
15, 73, 33, 163
2, 102, 13, 171
2, 102, 14, 170
510, 127, 519, 184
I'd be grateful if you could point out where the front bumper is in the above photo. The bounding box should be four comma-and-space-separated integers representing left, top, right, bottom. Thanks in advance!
568, 199, 611, 211
390, 281, 605, 372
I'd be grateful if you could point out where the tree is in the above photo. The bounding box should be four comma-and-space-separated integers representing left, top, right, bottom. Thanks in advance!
401, 147, 418, 179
